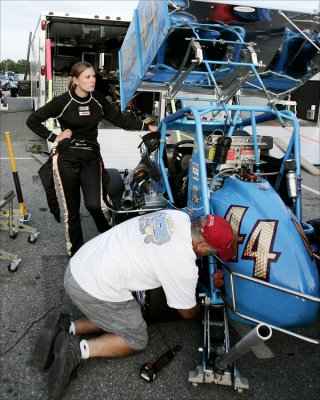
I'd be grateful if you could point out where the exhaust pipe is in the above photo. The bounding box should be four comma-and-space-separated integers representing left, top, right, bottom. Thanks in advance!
121, 184, 134, 211
215, 324, 272, 371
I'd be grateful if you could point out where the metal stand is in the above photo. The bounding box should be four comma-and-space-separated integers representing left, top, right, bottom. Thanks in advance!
0, 190, 40, 272
189, 296, 272, 392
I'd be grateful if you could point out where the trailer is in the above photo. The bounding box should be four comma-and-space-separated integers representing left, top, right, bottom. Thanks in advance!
29, 10, 133, 111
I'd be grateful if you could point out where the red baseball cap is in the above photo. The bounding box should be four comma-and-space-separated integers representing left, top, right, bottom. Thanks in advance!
199, 215, 234, 261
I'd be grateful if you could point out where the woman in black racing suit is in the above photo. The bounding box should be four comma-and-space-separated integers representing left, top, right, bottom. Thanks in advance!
27, 61, 156, 257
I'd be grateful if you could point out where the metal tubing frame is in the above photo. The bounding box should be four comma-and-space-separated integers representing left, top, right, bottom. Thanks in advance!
0, 191, 16, 237
219, 261, 320, 345
159, 104, 302, 221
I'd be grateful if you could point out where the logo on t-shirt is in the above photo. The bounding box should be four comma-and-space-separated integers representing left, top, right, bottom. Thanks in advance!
139, 212, 174, 245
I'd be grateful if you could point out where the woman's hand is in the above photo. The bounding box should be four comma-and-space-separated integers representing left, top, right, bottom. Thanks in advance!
148, 125, 158, 132
56, 129, 73, 142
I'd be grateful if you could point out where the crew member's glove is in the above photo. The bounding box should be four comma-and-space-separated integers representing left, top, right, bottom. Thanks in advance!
143, 117, 158, 132
213, 269, 224, 288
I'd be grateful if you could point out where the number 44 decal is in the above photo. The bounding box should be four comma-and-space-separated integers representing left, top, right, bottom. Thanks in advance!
225, 206, 281, 281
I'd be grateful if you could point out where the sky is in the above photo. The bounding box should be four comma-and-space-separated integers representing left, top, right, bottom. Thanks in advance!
0, 0, 139, 61
1, 0, 319, 61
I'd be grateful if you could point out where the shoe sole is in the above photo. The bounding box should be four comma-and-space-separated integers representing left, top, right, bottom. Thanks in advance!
32, 310, 63, 371
48, 332, 73, 400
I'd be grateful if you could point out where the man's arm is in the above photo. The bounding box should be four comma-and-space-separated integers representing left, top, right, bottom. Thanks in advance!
177, 303, 202, 319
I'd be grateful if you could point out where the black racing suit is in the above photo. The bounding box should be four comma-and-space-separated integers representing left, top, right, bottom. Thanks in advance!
27, 90, 149, 256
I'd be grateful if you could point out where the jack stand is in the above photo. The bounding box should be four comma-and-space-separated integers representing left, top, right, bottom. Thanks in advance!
189, 300, 249, 392
0, 191, 40, 272
0, 250, 22, 273
189, 297, 271, 392
0, 191, 39, 242
189, 361, 249, 392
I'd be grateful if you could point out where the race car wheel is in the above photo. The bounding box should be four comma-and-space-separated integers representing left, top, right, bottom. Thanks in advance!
105, 168, 124, 200
143, 287, 180, 323
172, 140, 194, 172
306, 218, 320, 246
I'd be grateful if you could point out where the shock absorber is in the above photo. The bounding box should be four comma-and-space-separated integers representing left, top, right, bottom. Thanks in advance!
284, 159, 298, 199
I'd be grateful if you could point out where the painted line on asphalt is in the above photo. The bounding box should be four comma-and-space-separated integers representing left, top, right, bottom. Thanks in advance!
0, 157, 34, 160
302, 184, 320, 196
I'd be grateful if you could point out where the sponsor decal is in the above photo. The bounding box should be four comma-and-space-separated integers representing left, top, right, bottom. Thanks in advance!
234, 6, 255, 13
192, 162, 199, 181
78, 106, 90, 116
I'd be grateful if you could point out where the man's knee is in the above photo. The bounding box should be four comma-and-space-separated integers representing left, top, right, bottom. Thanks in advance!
127, 328, 148, 352
132, 336, 148, 352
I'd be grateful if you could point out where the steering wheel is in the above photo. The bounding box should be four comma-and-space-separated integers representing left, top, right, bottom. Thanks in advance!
172, 140, 194, 171
139, 132, 161, 182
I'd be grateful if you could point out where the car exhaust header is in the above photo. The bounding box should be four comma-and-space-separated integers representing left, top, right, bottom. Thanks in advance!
215, 324, 272, 371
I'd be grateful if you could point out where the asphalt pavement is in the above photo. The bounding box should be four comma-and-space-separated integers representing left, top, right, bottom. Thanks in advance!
0, 95, 319, 400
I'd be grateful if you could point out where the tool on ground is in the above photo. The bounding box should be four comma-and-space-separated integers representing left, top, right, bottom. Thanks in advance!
5, 131, 29, 221
140, 345, 182, 382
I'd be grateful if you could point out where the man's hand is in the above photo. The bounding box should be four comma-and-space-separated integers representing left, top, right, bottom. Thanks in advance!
56, 129, 72, 142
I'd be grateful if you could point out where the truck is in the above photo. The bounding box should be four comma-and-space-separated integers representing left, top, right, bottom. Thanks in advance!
29, 10, 133, 111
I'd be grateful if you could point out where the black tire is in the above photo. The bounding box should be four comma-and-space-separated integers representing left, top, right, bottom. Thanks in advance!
28, 235, 37, 243
8, 263, 19, 273
172, 140, 194, 171
105, 168, 124, 200
306, 218, 320, 246
144, 287, 180, 324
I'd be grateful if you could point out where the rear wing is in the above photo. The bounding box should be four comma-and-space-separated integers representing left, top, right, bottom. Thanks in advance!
119, 1, 170, 111
119, 0, 320, 110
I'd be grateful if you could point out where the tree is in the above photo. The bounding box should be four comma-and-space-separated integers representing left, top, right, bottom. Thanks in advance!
15, 60, 29, 74
0, 59, 28, 73
0, 59, 15, 72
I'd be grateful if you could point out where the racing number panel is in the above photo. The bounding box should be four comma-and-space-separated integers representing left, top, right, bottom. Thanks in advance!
225, 205, 281, 281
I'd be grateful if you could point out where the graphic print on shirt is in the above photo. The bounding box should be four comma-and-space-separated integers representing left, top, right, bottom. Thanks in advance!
139, 212, 175, 245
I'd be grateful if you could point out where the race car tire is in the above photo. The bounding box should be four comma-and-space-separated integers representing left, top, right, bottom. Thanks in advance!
105, 168, 124, 200
144, 287, 180, 323
306, 218, 320, 246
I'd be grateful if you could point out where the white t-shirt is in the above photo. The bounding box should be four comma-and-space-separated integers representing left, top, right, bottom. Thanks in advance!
70, 210, 198, 309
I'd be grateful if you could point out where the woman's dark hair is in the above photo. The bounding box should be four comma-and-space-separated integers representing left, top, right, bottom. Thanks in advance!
68, 61, 93, 90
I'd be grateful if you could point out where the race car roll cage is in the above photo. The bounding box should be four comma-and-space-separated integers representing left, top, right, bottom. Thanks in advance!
157, 104, 320, 343
114, 4, 320, 389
